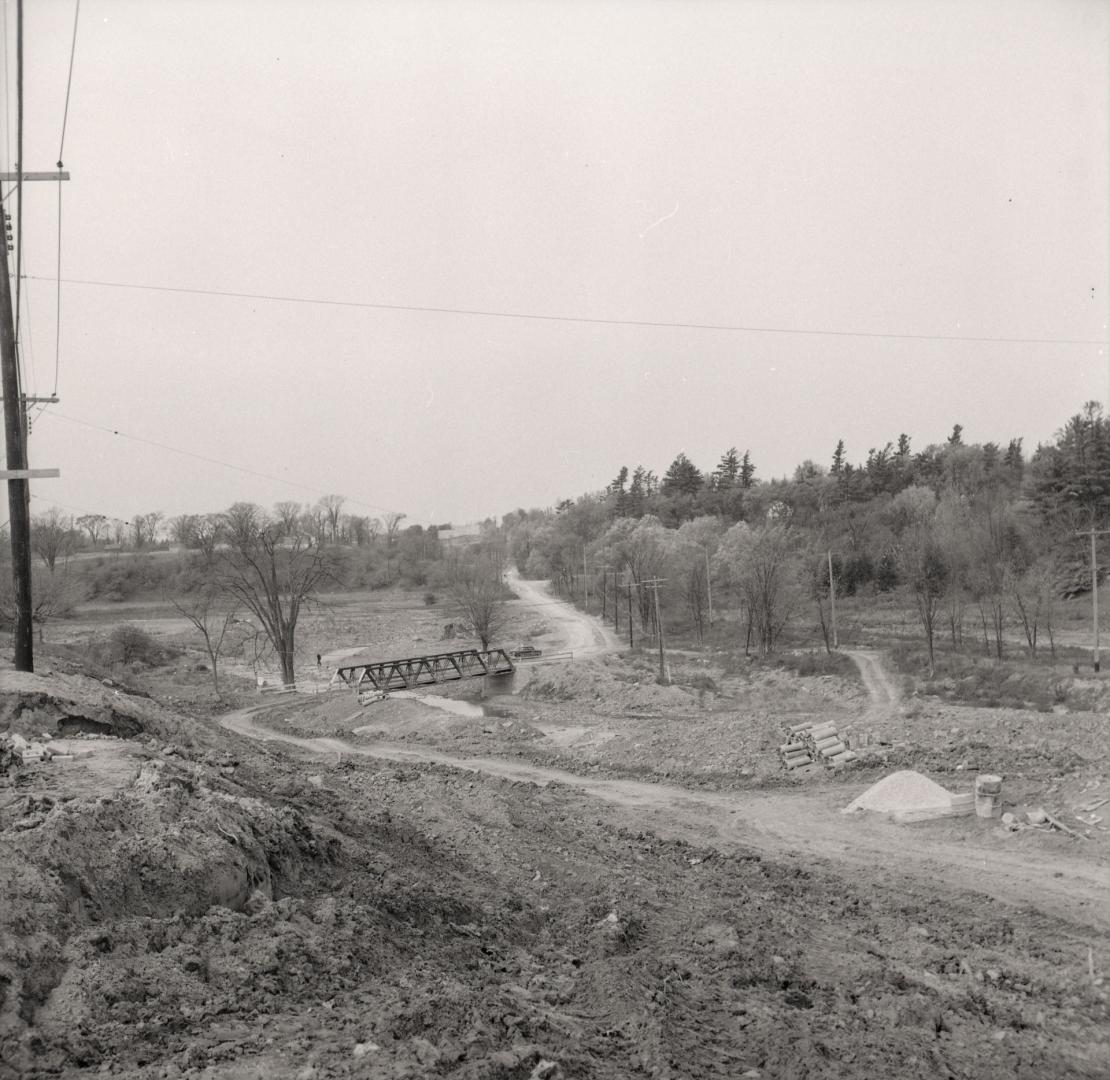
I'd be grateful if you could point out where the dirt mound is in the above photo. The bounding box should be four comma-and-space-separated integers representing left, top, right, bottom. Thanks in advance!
0, 751, 332, 1075
843, 770, 955, 814
522, 656, 695, 713
0, 669, 193, 744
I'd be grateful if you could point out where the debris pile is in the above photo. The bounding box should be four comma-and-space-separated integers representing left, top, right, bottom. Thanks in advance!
0, 732, 96, 769
780, 720, 857, 770
1002, 807, 1093, 841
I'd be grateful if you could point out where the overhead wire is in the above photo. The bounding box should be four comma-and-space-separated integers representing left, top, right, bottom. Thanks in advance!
22, 273, 1110, 347
53, 0, 80, 400
41, 409, 418, 522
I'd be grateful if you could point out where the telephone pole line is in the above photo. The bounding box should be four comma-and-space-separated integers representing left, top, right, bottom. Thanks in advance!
1076, 526, 1110, 673
828, 549, 838, 650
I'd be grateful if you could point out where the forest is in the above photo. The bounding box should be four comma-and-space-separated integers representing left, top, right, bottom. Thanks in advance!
503, 402, 1110, 673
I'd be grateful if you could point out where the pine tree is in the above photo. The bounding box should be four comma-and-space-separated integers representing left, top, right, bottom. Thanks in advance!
739, 450, 756, 489
713, 447, 741, 490
830, 440, 846, 477
661, 452, 704, 496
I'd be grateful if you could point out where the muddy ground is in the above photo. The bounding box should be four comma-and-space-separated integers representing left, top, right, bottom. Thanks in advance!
2, 582, 1109, 1078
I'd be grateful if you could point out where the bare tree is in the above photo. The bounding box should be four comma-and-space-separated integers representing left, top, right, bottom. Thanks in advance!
170, 570, 240, 694
318, 494, 346, 543
0, 565, 82, 642
216, 503, 336, 687
274, 501, 303, 537
31, 509, 78, 572
168, 514, 199, 548
447, 547, 508, 650
131, 511, 164, 549
898, 520, 949, 678
192, 514, 225, 560
76, 513, 108, 546
383, 511, 407, 549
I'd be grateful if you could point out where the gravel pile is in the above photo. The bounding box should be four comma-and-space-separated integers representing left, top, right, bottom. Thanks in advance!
842, 770, 954, 814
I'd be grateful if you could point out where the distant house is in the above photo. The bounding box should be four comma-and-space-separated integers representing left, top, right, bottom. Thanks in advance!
438, 522, 483, 549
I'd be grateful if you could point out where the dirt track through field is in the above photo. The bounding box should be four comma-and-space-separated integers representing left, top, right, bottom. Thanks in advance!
844, 648, 901, 714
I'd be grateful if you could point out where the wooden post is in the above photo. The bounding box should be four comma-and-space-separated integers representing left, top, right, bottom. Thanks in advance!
828, 549, 838, 650
0, 213, 33, 670
643, 577, 668, 684
1076, 527, 1110, 673
0, 168, 70, 672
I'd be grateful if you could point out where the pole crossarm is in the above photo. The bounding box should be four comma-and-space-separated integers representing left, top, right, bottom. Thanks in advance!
0, 171, 70, 181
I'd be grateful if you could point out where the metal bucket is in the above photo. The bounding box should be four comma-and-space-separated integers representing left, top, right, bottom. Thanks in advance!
975, 773, 1003, 818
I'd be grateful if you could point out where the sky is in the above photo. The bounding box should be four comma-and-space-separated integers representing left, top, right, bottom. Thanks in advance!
3, 0, 1108, 529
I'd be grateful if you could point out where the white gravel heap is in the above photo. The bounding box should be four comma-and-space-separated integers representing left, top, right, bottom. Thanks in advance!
842, 770, 954, 814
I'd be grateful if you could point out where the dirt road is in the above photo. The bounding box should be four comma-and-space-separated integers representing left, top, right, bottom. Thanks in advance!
222, 703, 1110, 935
508, 570, 621, 658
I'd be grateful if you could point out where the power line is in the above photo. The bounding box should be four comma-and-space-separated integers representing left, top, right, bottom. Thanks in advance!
24, 273, 1110, 348
41, 409, 416, 521
13, 0, 22, 344
57, 0, 80, 163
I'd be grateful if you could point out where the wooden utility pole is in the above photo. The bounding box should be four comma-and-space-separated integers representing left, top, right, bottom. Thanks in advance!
0, 205, 32, 670
1076, 526, 1110, 673
827, 549, 838, 650
619, 577, 634, 649
594, 564, 611, 621
642, 576, 669, 684
0, 169, 68, 671
703, 545, 713, 629
583, 546, 589, 612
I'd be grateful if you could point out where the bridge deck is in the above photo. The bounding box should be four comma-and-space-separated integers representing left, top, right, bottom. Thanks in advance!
332, 647, 515, 693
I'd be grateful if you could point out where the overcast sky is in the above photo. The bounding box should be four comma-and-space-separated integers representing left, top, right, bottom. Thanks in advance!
5, 0, 1108, 528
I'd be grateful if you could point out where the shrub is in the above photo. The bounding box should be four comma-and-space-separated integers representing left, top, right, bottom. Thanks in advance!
423, 592, 437, 606
110, 624, 160, 666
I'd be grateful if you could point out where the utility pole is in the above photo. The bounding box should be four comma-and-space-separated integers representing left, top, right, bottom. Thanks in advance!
594, 564, 611, 621
827, 549, 838, 650
1076, 526, 1110, 673
612, 567, 620, 635
704, 545, 713, 629
642, 576, 669, 684
619, 576, 634, 649
583, 546, 589, 612
0, 169, 68, 671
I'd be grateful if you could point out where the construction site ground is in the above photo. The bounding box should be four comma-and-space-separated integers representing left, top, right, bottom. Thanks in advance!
2, 579, 1109, 1078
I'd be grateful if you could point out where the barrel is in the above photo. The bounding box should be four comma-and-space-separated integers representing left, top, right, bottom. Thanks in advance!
975, 774, 1003, 818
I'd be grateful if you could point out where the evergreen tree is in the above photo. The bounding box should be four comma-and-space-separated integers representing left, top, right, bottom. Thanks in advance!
739, 450, 756, 489
713, 447, 741, 490
661, 452, 704, 496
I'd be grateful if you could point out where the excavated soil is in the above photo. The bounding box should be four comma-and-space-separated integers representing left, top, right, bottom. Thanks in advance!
2, 665, 1110, 1078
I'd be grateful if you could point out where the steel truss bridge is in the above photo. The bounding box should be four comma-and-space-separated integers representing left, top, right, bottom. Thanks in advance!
332, 648, 515, 694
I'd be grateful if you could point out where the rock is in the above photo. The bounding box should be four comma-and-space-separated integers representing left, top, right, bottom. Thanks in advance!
352, 1042, 380, 1058
530, 1061, 562, 1080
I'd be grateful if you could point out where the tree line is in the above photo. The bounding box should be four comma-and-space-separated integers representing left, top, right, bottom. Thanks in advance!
504, 402, 1110, 673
